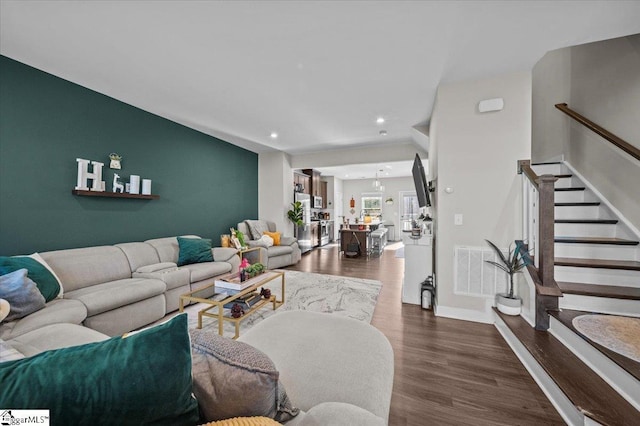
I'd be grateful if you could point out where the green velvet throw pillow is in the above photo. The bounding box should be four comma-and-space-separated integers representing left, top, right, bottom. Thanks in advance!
0, 255, 61, 302
0, 314, 199, 426
177, 237, 214, 266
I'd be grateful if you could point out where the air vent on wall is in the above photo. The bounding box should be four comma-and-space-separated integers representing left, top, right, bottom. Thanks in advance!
454, 246, 509, 297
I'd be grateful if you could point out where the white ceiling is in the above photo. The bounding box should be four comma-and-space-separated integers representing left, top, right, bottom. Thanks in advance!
2, 1, 640, 159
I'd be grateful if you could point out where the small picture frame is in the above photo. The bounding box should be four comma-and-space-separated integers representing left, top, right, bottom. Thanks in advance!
231, 236, 242, 250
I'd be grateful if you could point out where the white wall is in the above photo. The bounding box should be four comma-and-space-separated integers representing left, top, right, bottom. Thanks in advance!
258, 151, 294, 236
430, 71, 532, 323
532, 34, 640, 229
531, 47, 571, 162
342, 176, 415, 241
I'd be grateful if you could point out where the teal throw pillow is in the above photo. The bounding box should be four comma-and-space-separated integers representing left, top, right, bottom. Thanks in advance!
0, 269, 46, 322
177, 237, 214, 266
0, 314, 199, 426
0, 255, 61, 302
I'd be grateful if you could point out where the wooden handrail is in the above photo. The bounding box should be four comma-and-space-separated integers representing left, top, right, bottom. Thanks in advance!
555, 103, 640, 161
517, 160, 539, 188
516, 241, 562, 298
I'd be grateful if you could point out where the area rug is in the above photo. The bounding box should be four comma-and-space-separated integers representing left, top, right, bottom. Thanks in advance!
572, 314, 640, 362
182, 270, 382, 338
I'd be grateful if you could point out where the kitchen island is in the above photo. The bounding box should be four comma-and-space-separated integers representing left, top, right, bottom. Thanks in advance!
339, 228, 371, 257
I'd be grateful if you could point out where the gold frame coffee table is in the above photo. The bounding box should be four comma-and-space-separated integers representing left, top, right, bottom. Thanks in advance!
179, 270, 285, 339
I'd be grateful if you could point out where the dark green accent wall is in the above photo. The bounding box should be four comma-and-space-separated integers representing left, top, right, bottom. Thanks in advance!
0, 55, 258, 255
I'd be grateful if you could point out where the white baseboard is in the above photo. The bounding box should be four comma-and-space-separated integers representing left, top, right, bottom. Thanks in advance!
435, 301, 494, 324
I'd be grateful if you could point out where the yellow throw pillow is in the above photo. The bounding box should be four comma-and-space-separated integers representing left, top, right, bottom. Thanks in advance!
263, 231, 281, 246
201, 417, 281, 426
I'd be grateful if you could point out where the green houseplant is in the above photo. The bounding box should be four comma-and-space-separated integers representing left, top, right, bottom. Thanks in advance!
287, 201, 303, 226
485, 239, 527, 315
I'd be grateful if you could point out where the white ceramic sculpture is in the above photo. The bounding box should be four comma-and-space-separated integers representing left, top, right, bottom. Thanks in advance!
112, 173, 124, 193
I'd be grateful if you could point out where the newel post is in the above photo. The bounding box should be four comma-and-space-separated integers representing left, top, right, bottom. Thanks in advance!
535, 174, 559, 330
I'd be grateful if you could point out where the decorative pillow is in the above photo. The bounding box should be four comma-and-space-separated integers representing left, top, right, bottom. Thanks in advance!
0, 314, 199, 425
0, 255, 62, 302
30, 253, 65, 298
177, 237, 214, 266
259, 235, 274, 248
201, 417, 282, 426
245, 220, 270, 240
0, 269, 46, 322
190, 329, 299, 423
263, 232, 281, 246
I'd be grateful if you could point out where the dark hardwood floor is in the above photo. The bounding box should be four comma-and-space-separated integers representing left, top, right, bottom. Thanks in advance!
286, 243, 565, 425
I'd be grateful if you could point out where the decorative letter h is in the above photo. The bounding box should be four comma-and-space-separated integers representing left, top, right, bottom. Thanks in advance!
75, 158, 105, 191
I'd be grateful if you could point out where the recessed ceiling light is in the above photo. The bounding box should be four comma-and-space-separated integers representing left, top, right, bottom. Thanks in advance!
379, 130, 387, 136
385, 165, 392, 169
376, 117, 385, 124
270, 132, 278, 139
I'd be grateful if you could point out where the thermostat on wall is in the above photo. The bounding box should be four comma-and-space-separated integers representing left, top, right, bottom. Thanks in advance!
478, 98, 504, 113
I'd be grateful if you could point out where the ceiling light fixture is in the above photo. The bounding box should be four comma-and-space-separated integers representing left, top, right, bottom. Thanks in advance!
270, 132, 278, 139
372, 169, 385, 192
379, 130, 387, 136
376, 117, 385, 124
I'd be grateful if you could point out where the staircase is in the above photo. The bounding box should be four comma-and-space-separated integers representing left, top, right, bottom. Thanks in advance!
533, 161, 640, 317
495, 160, 640, 425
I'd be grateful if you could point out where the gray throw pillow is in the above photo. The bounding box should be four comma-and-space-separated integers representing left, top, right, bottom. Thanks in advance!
190, 329, 299, 423
0, 269, 46, 322
245, 220, 270, 240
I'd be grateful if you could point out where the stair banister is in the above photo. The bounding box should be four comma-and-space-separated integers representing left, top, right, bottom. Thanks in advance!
518, 160, 562, 330
555, 103, 640, 162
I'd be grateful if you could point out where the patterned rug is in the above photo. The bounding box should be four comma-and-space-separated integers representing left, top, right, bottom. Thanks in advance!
182, 270, 382, 338
572, 314, 640, 362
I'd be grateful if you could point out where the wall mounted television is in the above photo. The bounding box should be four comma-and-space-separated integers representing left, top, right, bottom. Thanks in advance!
412, 153, 431, 208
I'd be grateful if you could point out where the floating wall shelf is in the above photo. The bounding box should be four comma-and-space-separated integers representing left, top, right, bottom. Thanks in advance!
72, 190, 159, 200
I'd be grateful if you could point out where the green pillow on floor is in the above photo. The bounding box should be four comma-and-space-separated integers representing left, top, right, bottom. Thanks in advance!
0, 314, 199, 426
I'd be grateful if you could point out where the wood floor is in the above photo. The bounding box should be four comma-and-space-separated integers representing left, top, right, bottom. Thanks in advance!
286, 244, 565, 425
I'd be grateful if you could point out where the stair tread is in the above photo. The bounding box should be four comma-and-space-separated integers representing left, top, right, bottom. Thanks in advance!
555, 187, 585, 192
557, 281, 640, 300
555, 219, 618, 224
555, 237, 639, 245
495, 309, 639, 425
555, 257, 640, 271
532, 161, 563, 165
555, 202, 600, 206
549, 309, 640, 382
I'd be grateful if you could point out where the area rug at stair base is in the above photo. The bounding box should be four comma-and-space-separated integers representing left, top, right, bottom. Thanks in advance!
183, 270, 382, 338
572, 314, 640, 362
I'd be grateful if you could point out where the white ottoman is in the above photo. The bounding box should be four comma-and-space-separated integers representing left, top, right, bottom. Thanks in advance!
239, 311, 394, 425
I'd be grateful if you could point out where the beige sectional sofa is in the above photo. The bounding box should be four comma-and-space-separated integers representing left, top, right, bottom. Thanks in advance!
0, 236, 239, 338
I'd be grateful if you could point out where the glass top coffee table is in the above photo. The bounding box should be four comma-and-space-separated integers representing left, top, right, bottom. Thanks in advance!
179, 270, 285, 339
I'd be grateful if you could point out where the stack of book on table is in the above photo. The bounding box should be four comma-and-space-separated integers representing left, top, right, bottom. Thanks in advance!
214, 274, 263, 310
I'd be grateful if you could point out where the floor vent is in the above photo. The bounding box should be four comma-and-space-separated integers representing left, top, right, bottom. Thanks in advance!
455, 246, 509, 297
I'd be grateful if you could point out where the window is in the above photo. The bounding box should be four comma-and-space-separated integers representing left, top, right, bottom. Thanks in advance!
400, 191, 419, 222
361, 192, 382, 217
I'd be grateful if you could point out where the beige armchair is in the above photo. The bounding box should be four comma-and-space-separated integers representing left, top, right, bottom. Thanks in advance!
237, 220, 301, 269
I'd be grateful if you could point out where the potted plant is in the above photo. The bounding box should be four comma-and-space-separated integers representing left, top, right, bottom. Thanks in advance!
485, 239, 527, 315
287, 201, 303, 226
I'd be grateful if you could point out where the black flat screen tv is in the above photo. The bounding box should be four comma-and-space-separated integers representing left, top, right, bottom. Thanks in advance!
412, 153, 431, 208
